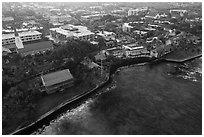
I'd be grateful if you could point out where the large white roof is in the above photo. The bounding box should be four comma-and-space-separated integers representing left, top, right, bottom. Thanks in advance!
2, 31, 42, 40
50, 24, 94, 38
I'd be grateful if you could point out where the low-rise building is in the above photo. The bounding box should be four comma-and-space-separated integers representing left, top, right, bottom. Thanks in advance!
170, 9, 187, 18
41, 69, 74, 94
97, 31, 116, 47
122, 23, 134, 33
81, 14, 107, 21
128, 7, 148, 16
2, 31, 42, 46
105, 47, 124, 58
49, 24, 95, 43
97, 31, 116, 40
122, 43, 150, 57
145, 10, 160, 19
50, 14, 72, 23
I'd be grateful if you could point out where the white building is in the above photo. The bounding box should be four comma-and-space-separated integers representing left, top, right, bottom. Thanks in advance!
49, 24, 95, 43
97, 31, 116, 40
81, 14, 107, 21
122, 43, 150, 57
122, 23, 134, 33
170, 9, 187, 18
2, 31, 42, 46
128, 7, 148, 16
105, 47, 124, 58
50, 15, 72, 23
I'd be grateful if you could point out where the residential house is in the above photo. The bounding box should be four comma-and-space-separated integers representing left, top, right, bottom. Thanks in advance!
41, 69, 74, 94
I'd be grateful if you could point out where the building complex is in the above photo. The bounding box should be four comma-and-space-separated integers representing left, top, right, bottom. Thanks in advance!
49, 24, 95, 43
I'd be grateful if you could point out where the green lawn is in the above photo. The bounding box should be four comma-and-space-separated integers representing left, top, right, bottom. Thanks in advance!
17, 41, 53, 55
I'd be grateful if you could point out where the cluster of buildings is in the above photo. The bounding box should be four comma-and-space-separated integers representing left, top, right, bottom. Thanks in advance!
2, 2, 202, 94
94, 42, 152, 62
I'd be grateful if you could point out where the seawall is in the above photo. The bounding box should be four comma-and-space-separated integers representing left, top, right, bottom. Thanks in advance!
10, 56, 154, 135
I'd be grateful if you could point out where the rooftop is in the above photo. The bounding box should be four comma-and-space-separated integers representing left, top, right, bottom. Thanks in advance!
123, 23, 134, 28
97, 31, 116, 39
106, 47, 122, 53
81, 14, 107, 19
123, 43, 144, 50
2, 31, 42, 40
41, 69, 74, 87
50, 24, 94, 37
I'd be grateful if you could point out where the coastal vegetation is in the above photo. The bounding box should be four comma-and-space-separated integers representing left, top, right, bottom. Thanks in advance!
2, 39, 99, 134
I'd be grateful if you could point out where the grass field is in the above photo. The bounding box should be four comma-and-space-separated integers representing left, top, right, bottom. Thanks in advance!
17, 41, 53, 55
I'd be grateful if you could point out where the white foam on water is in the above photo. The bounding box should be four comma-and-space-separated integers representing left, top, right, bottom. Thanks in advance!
34, 98, 94, 135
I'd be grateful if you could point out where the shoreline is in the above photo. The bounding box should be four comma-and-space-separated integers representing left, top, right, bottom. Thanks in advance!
10, 55, 201, 135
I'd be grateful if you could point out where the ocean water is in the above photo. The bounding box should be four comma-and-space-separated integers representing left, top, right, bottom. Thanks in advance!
34, 58, 202, 135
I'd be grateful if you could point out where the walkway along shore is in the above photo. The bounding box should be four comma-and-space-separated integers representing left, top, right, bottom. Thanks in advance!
11, 76, 111, 135
163, 54, 202, 63
10, 55, 201, 135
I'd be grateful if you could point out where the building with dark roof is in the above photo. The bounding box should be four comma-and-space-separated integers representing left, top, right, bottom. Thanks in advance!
41, 69, 74, 94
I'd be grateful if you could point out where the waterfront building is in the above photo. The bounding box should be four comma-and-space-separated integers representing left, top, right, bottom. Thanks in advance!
49, 24, 95, 43
2, 31, 42, 46
105, 47, 124, 58
41, 69, 74, 94
122, 43, 150, 57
